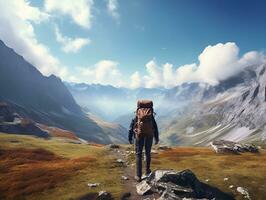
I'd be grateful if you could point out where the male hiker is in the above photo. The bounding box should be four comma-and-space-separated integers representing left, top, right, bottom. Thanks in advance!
128, 100, 159, 182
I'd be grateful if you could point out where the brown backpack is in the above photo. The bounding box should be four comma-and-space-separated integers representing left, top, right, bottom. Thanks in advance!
134, 100, 154, 138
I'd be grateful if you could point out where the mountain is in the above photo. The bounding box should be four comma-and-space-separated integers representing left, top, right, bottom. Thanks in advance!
0, 40, 126, 144
66, 63, 266, 146
159, 64, 266, 145
65, 82, 166, 121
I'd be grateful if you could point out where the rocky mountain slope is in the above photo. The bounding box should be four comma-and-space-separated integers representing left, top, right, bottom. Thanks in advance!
0, 40, 126, 143
159, 64, 266, 145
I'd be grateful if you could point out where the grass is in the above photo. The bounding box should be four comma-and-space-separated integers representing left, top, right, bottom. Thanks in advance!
1, 133, 266, 200
0, 133, 124, 200
151, 147, 266, 200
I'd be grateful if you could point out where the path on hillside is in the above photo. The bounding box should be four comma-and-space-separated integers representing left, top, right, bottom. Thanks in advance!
112, 145, 160, 200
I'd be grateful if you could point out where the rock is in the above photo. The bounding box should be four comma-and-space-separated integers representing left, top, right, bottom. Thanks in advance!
97, 191, 113, 200
87, 183, 100, 187
157, 145, 171, 151
107, 144, 120, 149
224, 177, 229, 181
237, 187, 251, 200
211, 140, 259, 153
151, 149, 158, 154
121, 175, 129, 180
229, 185, 234, 189
205, 179, 209, 182
116, 159, 125, 163
136, 180, 152, 195
136, 169, 234, 200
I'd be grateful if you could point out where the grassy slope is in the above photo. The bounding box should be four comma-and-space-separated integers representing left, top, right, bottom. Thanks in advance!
0, 133, 124, 200
150, 147, 266, 200
1, 133, 266, 200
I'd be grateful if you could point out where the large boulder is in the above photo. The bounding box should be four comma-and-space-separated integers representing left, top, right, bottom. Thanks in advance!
136, 169, 234, 200
211, 140, 259, 153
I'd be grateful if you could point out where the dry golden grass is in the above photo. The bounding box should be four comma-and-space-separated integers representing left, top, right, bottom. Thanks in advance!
151, 147, 266, 200
0, 148, 96, 200
0, 134, 124, 200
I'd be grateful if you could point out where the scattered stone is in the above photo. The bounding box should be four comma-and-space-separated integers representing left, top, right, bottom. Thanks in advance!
97, 191, 113, 200
87, 183, 100, 187
116, 159, 125, 163
211, 140, 259, 154
151, 149, 158, 154
157, 145, 171, 151
224, 177, 229, 181
107, 144, 120, 149
136, 180, 152, 195
136, 169, 234, 200
237, 187, 251, 200
205, 179, 209, 182
229, 185, 234, 189
121, 175, 129, 180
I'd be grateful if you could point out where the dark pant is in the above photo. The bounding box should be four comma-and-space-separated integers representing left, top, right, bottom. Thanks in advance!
135, 136, 153, 178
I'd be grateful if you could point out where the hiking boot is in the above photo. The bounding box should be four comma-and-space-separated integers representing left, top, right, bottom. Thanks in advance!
145, 169, 152, 176
134, 176, 142, 182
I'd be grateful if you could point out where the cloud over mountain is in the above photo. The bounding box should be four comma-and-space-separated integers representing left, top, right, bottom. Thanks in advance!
76, 60, 124, 87
0, 0, 69, 79
129, 42, 266, 88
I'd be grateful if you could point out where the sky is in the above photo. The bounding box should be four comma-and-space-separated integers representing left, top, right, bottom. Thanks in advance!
0, 0, 266, 88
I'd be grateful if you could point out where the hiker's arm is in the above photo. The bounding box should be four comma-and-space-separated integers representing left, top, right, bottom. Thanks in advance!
128, 118, 135, 143
153, 117, 159, 143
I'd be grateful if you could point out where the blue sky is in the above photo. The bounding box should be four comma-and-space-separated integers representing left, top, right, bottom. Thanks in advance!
0, 0, 266, 88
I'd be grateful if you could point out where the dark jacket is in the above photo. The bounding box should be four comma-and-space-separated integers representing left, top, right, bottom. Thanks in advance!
128, 116, 159, 142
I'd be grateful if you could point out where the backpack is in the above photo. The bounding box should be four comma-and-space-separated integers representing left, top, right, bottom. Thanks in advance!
134, 100, 154, 138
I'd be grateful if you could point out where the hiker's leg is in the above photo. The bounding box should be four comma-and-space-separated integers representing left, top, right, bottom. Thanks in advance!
135, 137, 144, 178
144, 136, 153, 175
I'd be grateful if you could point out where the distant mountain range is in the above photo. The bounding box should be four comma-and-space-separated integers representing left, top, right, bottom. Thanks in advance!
65, 82, 166, 121
1, 39, 265, 146
67, 64, 266, 146
0, 40, 126, 144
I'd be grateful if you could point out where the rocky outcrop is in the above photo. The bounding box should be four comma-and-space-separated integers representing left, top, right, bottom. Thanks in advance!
211, 140, 259, 153
136, 169, 234, 200
0, 120, 50, 138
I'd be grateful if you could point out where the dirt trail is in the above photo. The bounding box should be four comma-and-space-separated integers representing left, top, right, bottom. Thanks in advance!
113, 146, 159, 200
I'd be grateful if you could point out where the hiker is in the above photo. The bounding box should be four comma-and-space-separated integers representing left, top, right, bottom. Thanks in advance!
128, 100, 159, 182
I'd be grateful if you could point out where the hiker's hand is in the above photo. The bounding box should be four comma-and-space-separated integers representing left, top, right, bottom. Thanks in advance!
129, 139, 133, 144
155, 140, 159, 145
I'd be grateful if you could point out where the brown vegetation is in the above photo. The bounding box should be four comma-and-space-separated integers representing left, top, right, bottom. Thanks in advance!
151, 147, 266, 200
37, 124, 79, 140
0, 148, 96, 200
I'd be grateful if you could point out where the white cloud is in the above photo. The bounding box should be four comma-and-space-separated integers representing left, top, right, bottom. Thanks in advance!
0, 0, 69, 79
107, 0, 119, 21
144, 59, 163, 88
163, 63, 175, 88
130, 71, 142, 89
130, 42, 266, 88
54, 25, 90, 53
44, 0, 94, 29
77, 60, 124, 87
